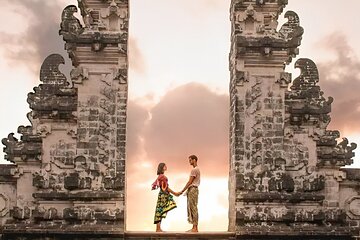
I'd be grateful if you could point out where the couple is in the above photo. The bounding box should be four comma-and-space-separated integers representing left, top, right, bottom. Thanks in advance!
152, 155, 200, 232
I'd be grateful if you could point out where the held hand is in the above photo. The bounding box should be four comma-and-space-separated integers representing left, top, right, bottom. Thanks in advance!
174, 192, 181, 197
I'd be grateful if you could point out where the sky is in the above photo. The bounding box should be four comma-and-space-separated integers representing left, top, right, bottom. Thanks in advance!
1, 0, 360, 232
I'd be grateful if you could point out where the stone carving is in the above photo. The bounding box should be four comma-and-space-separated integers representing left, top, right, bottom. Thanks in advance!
233, 2, 303, 63
287, 58, 333, 127
113, 68, 128, 83
33, 207, 59, 220
256, 0, 265, 5
63, 206, 123, 221
27, 54, 77, 119
12, 206, 31, 220
35, 123, 52, 137
236, 207, 346, 224
91, 32, 106, 52
317, 137, 357, 167
100, 0, 128, 31
276, 72, 291, 88
234, 71, 249, 86
32, 170, 64, 191
279, 11, 304, 45
0, 194, 9, 217
50, 140, 76, 168
70, 66, 89, 84
67, 126, 77, 138
234, 4, 264, 34
59, 5, 84, 37
347, 197, 360, 220
229, 1, 360, 238
60, 1, 128, 56
2, 131, 42, 163
291, 58, 319, 89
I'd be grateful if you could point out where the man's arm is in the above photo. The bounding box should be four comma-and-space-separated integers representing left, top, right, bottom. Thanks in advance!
179, 176, 195, 194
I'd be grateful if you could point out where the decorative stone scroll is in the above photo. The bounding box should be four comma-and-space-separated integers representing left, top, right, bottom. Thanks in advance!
27, 54, 77, 119
287, 58, 333, 127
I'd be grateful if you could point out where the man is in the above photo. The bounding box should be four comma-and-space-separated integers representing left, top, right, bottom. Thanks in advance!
176, 155, 201, 232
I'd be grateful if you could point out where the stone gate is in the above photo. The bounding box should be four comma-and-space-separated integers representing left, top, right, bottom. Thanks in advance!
0, 0, 360, 239
0, 0, 128, 238
228, 0, 360, 238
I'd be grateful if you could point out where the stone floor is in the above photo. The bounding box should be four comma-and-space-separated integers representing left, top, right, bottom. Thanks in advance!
0, 231, 356, 240
125, 231, 235, 239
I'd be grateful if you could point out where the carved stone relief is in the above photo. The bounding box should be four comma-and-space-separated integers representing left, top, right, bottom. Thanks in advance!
0, 194, 9, 217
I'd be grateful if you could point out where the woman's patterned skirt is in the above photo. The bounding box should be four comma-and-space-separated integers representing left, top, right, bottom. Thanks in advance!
154, 190, 177, 224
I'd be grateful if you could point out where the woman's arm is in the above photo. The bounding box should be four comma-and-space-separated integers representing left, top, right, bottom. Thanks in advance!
167, 186, 177, 195
160, 181, 177, 195
161, 181, 167, 192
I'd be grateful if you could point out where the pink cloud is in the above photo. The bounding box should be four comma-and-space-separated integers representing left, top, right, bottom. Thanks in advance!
315, 33, 360, 134
129, 37, 147, 75
127, 82, 229, 178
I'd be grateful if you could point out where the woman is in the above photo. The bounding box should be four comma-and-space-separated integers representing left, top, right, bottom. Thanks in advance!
152, 163, 177, 232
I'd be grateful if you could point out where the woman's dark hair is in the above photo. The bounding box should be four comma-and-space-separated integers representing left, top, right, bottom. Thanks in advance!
157, 163, 166, 175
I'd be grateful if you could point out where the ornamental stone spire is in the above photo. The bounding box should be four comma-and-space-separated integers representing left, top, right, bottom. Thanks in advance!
229, 0, 360, 238
0, 0, 128, 236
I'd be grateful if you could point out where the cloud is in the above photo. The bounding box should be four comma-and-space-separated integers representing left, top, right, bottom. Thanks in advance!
0, 0, 147, 79
0, 0, 72, 75
125, 82, 230, 214
200, 0, 230, 8
315, 32, 360, 134
125, 83, 230, 205
139, 82, 229, 177
126, 100, 150, 160
128, 37, 147, 75
181, 0, 229, 14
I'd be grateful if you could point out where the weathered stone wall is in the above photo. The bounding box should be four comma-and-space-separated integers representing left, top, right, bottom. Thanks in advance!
0, 0, 128, 236
229, 0, 360, 237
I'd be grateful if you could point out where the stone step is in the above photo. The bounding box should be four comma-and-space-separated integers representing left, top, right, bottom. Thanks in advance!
125, 231, 235, 240
0, 232, 354, 240
124, 232, 355, 240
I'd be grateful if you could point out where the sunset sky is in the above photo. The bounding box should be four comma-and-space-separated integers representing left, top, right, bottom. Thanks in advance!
1, 0, 360, 232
